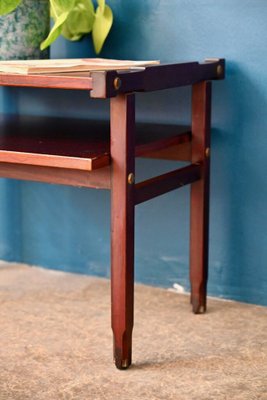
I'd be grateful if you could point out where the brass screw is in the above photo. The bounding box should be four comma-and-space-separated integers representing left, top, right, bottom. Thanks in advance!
217, 65, 223, 77
205, 147, 210, 158
128, 173, 135, 184
114, 77, 122, 90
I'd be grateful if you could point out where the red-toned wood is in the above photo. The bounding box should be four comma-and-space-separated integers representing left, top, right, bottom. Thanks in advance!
136, 128, 191, 160
0, 115, 110, 170
110, 94, 135, 369
141, 140, 192, 162
0, 60, 224, 369
135, 163, 201, 205
190, 81, 212, 314
0, 72, 93, 90
91, 59, 225, 98
0, 59, 224, 96
0, 151, 109, 171
0, 116, 191, 171
0, 163, 111, 189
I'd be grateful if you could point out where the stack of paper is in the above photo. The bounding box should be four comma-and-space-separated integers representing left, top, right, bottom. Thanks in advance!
0, 58, 160, 75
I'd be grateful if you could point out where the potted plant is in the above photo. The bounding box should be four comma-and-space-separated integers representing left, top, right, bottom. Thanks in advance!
0, 0, 113, 60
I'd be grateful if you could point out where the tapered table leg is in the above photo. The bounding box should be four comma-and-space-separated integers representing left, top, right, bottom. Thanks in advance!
190, 81, 211, 314
110, 94, 135, 369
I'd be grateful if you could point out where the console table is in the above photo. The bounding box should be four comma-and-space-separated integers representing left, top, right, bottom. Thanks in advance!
0, 59, 225, 369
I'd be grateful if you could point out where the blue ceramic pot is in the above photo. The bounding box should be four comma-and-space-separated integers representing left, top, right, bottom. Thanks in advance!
0, 0, 50, 60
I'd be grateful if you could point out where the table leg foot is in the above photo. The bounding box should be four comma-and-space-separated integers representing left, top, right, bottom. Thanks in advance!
113, 332, 132, 369
191, 290, 207, 314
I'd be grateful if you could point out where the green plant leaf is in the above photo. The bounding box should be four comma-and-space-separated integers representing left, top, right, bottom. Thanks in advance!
62, 0, 95, 41
92, 3, 113, 54
0, 0, 21, 16
50, 0, 75, 17
97, 0, 105, 12
40, 0, 113, 52
40, 11, 70, 50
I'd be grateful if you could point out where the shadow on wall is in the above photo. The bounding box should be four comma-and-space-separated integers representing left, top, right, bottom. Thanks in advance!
0, 180, 21, 261
0, 88, 21, 261
209, 61, 267, 304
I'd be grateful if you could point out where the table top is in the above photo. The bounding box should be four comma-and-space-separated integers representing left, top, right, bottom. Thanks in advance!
0, 59, 225, 97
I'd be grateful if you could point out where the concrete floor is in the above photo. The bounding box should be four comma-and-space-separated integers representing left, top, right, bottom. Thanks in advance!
0, 262, 267, 400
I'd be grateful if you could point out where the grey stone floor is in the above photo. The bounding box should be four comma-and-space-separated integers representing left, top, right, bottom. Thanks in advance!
0, 262, 267, 400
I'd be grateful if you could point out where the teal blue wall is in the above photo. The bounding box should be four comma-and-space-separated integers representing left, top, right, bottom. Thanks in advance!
1, 0, 267, 305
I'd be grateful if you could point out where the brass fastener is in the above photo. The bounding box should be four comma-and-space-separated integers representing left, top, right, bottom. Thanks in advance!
217, 65, 223, 77
114, 77, 122, 90
128, 173, 135, 184
205, 147, 210, 158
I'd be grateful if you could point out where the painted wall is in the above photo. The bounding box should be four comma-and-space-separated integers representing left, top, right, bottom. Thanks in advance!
0, 0, 267, 305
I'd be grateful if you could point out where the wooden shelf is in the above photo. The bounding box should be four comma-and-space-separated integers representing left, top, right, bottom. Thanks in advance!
0, 115, 191, 172
0, 72, 93, 91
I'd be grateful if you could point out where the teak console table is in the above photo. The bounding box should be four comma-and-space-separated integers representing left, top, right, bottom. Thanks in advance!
0, 59, 225, 369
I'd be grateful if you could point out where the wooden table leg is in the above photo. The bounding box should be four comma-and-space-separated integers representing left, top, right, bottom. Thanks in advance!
110, 93, 135, 369
190, 81, 211, 314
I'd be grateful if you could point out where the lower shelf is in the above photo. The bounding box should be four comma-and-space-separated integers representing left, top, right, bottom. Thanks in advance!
0, 115, 192, 188
0, 162, 111, 189
0, 115, 191, 171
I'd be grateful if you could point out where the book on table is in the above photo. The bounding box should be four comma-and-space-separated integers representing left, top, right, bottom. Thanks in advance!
0, 58, 160, 75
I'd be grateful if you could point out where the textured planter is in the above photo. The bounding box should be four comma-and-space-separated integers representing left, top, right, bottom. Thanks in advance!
0, 0, 50, 60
